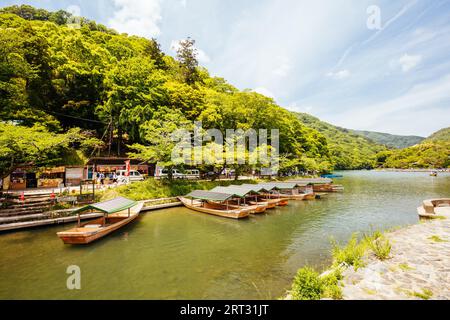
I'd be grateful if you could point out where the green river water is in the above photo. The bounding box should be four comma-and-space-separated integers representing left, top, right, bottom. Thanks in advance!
1, 170, 449, 299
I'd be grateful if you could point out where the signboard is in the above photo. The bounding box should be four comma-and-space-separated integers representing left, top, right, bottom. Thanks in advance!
65, 167, 83, 179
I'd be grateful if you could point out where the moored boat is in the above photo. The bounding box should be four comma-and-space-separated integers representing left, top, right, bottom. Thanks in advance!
210, 186, 269, 214
57, 197, 143, 245
179, 191, 250, 219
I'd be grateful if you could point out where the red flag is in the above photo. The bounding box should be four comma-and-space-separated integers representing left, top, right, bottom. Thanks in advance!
125, 160, 131, 176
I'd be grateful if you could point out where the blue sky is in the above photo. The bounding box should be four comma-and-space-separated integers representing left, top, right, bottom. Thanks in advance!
3, 0, 450, 136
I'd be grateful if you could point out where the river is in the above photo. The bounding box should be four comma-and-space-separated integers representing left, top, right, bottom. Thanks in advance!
0, 170, 449, 299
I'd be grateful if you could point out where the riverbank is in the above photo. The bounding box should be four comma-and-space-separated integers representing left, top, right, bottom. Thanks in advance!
287, 207, 450, 300
341, 213, 450, 300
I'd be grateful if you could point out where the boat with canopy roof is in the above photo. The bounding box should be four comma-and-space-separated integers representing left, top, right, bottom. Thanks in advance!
57, 197, 143, 244
179, 190, 251, 219
210, 186, 268, 213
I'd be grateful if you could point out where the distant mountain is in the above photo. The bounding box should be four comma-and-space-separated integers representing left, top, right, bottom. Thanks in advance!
295, 113, 386, 170
379, 127, 450, 169
424, 127, 450, 142
352, 130, 425, 149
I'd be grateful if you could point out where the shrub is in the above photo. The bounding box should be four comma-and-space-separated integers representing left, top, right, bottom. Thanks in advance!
331, 233, 367, 270
367, 236, 391, 260
291, 267, 324, 300
321, 270, 343, 300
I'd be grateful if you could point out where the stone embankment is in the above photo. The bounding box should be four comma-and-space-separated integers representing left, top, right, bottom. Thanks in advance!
342, 210, 450, 300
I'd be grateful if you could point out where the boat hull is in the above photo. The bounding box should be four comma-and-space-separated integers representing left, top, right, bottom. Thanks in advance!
179, 197, 250, 219
57, 203, 143, 245
57, 215, 138, 244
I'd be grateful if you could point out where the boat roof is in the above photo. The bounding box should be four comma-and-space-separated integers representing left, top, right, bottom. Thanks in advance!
256, 183, 278, 191
240, 184, 272, 192
186, 190, 238, 201
272, 182, 298, 189
73, 197, 138, 214
211, 186, 259, 197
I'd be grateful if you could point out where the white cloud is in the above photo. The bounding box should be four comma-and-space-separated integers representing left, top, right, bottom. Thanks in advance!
170, 40, 211, 64
108, 0, 162, 38
326, 69, 351, 80
398, 54, 422, 72
287, 102, 313, 113
180, 0, 187, 8
332, 74, 450, 135
253, 87, 276, 100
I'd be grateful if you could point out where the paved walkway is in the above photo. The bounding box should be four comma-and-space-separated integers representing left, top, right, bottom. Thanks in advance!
342, 208, 450, 300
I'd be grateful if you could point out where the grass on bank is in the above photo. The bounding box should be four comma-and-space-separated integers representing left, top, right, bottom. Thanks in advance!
408, 288, 433, 300
290, 230, 392, 300
290, 267, 343, 300
428, 235, 447, 243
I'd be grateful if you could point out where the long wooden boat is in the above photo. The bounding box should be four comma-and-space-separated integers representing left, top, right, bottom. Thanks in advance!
179, 197, 250, 219
247, 199, 270, 211
303, 193, 316, 200
281, 193, 306, 200
255, 196, 279, 208
228, 200, 267, 214
57, 197, 143, 245
259, 194, 289, 206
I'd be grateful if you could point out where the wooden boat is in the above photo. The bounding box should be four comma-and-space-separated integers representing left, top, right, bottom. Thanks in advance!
417, 198, 450, 219
227, 200, 267, 214
259, 194, 289, 206
302, 193, 316, 200
248, 199, 270, 210
210, 186, 269, 214
180, 191, 250, 219
57, 197, 143, 245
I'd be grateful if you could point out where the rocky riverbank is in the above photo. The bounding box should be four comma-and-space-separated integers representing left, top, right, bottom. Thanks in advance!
341, 212, 450, 300
286, 206, 450, 300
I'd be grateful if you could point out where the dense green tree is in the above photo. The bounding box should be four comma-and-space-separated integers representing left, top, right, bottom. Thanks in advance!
128, 108, 193, 180
176, 37, 199, 85
0, 123, 81, 178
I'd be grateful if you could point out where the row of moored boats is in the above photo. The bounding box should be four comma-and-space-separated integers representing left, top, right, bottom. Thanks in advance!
178, 179, 343, 219
56, 178, 343, 244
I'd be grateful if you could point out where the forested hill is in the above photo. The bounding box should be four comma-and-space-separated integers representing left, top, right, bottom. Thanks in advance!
352, 130, 424, 149
377, 127, 450, 169
294, 113, 386, 169
0, 5, 333, 177
424, 127, 450, 142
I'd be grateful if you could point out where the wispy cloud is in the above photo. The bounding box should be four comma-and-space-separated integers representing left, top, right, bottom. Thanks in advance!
398, 54, 422, 72
326, 69, 351, 80
361, 0, 418, 46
